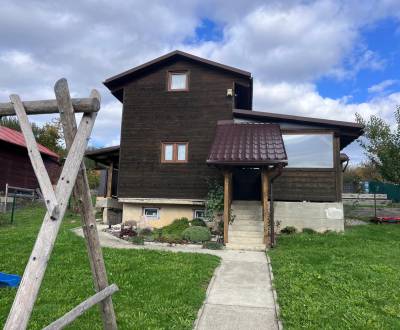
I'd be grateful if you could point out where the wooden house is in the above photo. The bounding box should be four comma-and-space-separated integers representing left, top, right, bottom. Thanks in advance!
87, 50, 363, 250
0, 126, 60, 193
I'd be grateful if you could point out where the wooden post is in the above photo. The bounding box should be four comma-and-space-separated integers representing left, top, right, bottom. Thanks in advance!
43, 284, 119, 330
106, 163, 114, 198
0, 97, 99, 116
55, 79, 117, 330
4, 105, 97, 330
223, 170, 231, 244
261, 168, 270, 245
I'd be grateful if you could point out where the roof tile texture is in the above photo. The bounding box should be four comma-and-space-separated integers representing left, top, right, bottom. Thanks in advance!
0, 126, 59, 159
207, 123, 287, 165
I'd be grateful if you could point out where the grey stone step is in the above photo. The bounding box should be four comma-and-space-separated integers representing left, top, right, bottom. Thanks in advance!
229, 230, 264, 238
225, 242, 266, 251
234, 214, 262, 221
229, 236, 264, 244
231, 219, 263, 226
231, 221, 264, 229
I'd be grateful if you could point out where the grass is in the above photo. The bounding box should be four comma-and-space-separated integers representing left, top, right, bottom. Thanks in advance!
0, 206, 219, 329
269, 225, 400, 329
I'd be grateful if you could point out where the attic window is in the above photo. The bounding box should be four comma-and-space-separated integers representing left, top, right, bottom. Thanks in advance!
168, 71, 189, 91
161, 142, 188, 163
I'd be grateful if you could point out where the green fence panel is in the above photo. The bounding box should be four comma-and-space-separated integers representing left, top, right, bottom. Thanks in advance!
369, 181, 400, 202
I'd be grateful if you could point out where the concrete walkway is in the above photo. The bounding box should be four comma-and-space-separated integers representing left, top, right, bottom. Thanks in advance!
73, 226, 280, 330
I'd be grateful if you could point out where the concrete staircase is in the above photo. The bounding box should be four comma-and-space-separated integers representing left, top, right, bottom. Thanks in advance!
225, 201, 266, 251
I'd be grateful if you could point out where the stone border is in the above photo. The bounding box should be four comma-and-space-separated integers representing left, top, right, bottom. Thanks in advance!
266, 254, 283, 330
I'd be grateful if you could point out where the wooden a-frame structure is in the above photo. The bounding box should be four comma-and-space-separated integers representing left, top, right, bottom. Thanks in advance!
0, 79, 118, 329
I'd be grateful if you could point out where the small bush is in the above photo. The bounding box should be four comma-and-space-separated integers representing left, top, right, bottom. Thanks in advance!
130, 236, 144, 245
119, 227, 137, 238
191, 218, 207, 227
281, 226, 297, 235
139, 227, 153, 236
203, 241, 223, 250
302, 228, 316, 234
182, 226, 211, 243
155, 218, 191, 240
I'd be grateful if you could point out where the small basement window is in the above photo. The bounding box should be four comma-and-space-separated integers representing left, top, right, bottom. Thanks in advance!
161, 142, 188, 163
144, 208, 159, 220
168, 71, 189, 91
194, 209, 205, 220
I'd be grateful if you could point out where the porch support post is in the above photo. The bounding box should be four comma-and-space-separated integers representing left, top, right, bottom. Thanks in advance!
106, 162, 114, 198
261, 167, 270, 245
223, 169, 232, 244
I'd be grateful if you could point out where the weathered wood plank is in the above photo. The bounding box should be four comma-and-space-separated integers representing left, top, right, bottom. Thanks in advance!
0, 97, 99, 116
43, 284, 119, 330
106, 163, 114, 198
55, 78, 117, 330
4, 108, 97, 330
261, 168, 270, 245
10, 94, 59, 220
223, 170, 231, 244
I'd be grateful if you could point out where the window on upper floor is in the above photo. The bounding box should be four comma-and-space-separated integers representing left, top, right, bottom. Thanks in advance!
168, 71, 189, 91
161, 142, 188, 163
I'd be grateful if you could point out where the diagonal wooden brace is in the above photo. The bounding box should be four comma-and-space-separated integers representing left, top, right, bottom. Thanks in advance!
4, 107, 98, 330
55, 78, 117, 330
10, 94, 59, 220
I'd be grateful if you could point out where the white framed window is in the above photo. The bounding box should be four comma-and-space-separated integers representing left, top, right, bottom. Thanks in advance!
168, 71, 189, 91
161, 142, 188, 163
194, 209, 205, 220
144, 208, 160, 220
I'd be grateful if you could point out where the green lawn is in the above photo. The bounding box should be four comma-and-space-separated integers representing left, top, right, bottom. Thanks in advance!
0, 206, 219, 329
269, 225, 400, 329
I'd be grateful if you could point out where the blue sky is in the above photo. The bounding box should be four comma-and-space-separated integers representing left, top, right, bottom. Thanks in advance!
0, 1, 399, 165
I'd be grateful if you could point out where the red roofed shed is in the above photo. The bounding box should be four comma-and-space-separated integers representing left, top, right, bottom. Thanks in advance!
0, 126, 60, 192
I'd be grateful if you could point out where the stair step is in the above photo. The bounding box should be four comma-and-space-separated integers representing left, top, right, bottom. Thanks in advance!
229, 230, 264, 238
228, 236, 264, 244
233, 214, 262, 221
231, 222, 263, 230
225, 243, 266, 251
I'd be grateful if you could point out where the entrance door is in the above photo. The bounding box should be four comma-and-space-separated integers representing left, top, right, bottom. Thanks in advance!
233, 168, 261, 200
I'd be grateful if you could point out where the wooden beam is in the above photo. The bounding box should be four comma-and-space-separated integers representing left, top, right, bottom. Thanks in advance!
106, 163, 114, 198
43, 284, 119, 330
0, 97, 100, 116
55, 78, 117, 330
10, 94, 59, 220
4, 103, 97, 330
261, 168, 270, 245
223, 170, 231, 244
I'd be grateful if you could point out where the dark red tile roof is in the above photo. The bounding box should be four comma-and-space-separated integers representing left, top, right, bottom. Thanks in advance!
207, 122, 287, 166
0, 126, 59, 159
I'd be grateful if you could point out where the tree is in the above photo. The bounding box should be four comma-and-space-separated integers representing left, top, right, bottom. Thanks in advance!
356, 106, 400, 184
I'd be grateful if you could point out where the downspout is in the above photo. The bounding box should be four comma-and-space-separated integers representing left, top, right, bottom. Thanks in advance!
269, 165, 283, 248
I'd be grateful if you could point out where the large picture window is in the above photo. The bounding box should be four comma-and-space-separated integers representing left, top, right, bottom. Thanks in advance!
283, 134, 333, 168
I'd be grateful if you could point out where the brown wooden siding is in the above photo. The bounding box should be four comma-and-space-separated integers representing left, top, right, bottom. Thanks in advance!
118, 58, 250, 199
0, 141, 60, 192
273, 169, 338, 202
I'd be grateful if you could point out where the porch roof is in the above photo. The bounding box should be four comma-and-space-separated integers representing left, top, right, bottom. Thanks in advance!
207, 122, 288, 166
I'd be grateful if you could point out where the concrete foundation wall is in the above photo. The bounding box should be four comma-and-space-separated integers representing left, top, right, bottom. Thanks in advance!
122, 203, 203, 228
274, 201, 344, 232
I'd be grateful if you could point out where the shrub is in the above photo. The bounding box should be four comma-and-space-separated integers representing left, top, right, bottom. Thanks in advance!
203, 241, 223, 250
139, 227, 153, 236
281, 226, 297, 235
154, 218, 190, 241
119, 227, 137, 238
130, 236, 144, 245
302, 228, 316, 234
191, 218, 207, 227
182, 226, 211, 243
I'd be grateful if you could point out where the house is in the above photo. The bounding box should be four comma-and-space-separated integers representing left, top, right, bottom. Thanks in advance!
0, 126, 60, 193
87, 50, 363, 250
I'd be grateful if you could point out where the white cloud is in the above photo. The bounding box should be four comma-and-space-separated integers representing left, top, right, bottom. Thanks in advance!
1, 0, 400, 165
368, 79, 399, 94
